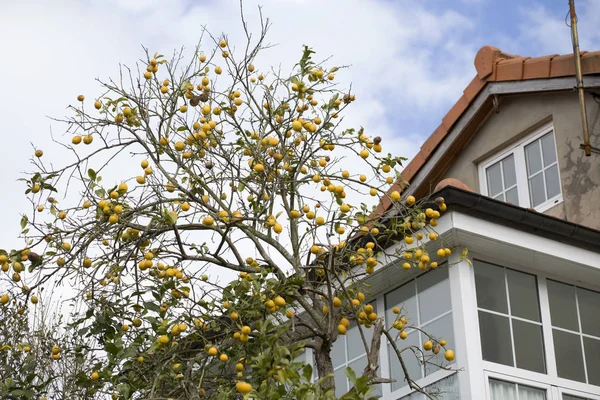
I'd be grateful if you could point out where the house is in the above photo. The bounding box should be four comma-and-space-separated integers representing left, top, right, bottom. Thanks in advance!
298, 46, 600, 400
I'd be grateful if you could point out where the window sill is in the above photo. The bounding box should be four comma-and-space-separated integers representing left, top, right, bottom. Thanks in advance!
387, 368, 457, 399
533, 195, 563, 213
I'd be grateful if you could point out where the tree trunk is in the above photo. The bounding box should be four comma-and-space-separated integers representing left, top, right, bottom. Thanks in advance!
315, 339, 335, 393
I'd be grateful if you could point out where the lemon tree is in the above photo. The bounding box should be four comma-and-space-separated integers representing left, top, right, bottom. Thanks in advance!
0, 13, 455, 400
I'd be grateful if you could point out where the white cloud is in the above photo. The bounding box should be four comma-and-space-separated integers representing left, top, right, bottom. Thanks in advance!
514, 1, 600, 56
0, 0, 480, 255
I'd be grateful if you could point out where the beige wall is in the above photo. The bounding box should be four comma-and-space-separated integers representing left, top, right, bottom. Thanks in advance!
443, 91, 600, 229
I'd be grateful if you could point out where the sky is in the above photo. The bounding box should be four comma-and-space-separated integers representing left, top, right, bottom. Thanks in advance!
1, 0, 599, 255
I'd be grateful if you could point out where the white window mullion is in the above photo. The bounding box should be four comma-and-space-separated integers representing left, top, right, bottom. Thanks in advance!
448, 252, 486, 399
502, 267, 518, 368
538, 277, 558, 378
376, 294, 392, 399
574, 289, 589, 385
514, 147, 531, 209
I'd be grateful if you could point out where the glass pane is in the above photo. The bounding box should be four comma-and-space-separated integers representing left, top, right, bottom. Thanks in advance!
421, 313, 454, 376
529, 173, 546, 207
545, 164, 561, 199
513, 319, 546, 373
334, 367, 347, 397
583, 336, 600, 386
526, 140, 543, 175
547, 280, 579, 331
347, 355, 367, 380
553, 329, 586, 383
507, 269, 540, 322
389, 332, 422, 392
386, 281, 418, 327
474, 261, 508, 313
493, 193, 505, 201
506, 187, 519, 205
425, 373, 460, 400
577, 287, 600, 337
518, 384, 547, 400
489, 379, 517, 400
479, 311, 513, 366
541, 132, 557, 167
502, 154, 517, 188
486, 162, 504, 197
332, 336, 346, 367
347, 323, 373, 361
417, 268, 451, 323
563, 395, 589, 400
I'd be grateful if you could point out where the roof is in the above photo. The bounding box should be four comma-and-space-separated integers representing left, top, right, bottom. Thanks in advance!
374, 45, 600, 217
429, 185, 600, 253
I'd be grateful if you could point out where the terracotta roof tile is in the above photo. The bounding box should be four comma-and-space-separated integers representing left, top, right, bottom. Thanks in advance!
463, 75, 487, 102
376, 45, 600, 216
441, 95, 469, 131
582, 51, 600, 74
495, 57, 529, 81
550, 54, 577, 77
523, 54, 557, 80
420, 123, 448, 159
434, 178, 473, 192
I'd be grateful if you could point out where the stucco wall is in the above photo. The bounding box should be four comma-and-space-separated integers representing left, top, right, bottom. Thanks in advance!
442, 91, 600, 229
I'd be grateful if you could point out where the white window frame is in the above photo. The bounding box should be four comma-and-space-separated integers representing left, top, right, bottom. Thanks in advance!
379, 266, 459, 399
470, 252, 600, 400
478, 121, 563, 213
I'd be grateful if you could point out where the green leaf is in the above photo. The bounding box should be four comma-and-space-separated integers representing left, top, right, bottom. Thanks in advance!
166, 211, 178, 225
105, 342, 119, 355
144, 301, 161, 313
20, 215, 28, 229
344, 366, 357, 384
88, 169, 96, 181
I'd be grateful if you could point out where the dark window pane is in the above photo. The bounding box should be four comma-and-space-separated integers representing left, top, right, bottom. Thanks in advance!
389, 332, 422, 392
547, 280, 579, 331
541, 132, 557, 167
417, 268, 451, 323
507, 269, 540, 322
526, 140, 543, 175
583, 337, 600, 386
545, 164, 561, 199
486, 162, 504, 197
529, 173, 546, 207
506, 187, 519, 205
421, 313, 454, 376
348, 355, 367, 380
474, 261, 507, 313
386, 281, 418, 327
347, 322, 373, 361
489, 379, 517, 400
513, 320, 546, 373
553, 329, 586, 383
334, 367, 347, 397
479, 311, 513, 366
502, 154, 517, 188
577, 287, 600, 337
332, 336, 346, 367
563, 395, 589, 400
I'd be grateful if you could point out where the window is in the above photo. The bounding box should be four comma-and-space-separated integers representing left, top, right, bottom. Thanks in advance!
546, 280, 600, 386
331, 302, 381, 398
479, 123, 562, 212
488, 378, 547, 400
474, 260, 546, 374
385, 267, 454, 393
399, 373, 459, 399
473, 258, 600, 399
